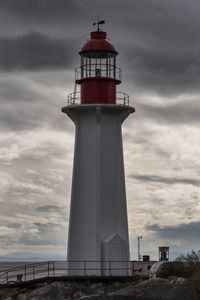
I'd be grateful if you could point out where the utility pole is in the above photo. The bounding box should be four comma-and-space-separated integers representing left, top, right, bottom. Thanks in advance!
137, 236, 142, 261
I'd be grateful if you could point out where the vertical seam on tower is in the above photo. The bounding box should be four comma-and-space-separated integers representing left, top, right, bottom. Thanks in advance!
96, 106, 101, 268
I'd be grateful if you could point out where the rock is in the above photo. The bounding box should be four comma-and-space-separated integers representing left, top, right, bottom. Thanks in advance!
82, 278, 197, 300
0, 280, 128, 300
149, 261, 194, 279
0, 277, 197, 300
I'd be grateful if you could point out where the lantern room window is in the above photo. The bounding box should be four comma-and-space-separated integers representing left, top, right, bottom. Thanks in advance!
79, 51, 119, 80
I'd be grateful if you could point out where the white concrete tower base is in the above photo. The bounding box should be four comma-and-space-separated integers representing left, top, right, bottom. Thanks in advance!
64, 104, 134, 276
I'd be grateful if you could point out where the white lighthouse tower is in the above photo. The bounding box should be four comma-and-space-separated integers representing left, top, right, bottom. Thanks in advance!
62, 21, 135, 276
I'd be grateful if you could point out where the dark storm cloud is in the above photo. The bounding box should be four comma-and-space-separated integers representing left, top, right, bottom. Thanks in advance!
117, 0, 200, 95
0, 0, 199, 95
131, 175, 200, 187
0, 31, 75, 71
127, 48, 200, 95
0, 0, 79, 22
146, 222, 200, 241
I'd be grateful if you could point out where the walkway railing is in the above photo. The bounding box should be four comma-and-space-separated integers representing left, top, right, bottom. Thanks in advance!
75, 64, 122, 82
0, 261, 133, 285
67, 92, 129, 106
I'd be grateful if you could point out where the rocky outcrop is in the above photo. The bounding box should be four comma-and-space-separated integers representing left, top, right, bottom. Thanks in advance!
0, 277, 198, 300
108, 277, 197, 300
0, 280, 128, 300
150, 261, 195, 279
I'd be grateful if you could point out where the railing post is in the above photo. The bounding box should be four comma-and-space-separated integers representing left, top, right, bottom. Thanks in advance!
6, 271, 8, 284
48, 261, 50, 277
109, 261, 111, 276
53, 261, 55, 277
24, 265, 26, 281
84, 261, 86, 276
33, 266, 35, 280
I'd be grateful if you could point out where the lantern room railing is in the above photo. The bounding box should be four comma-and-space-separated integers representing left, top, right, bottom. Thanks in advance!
75, 64, 122, 81
67, 91, 129, 106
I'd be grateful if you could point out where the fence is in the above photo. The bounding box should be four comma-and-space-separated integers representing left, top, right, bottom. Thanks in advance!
67, 91, 130, 106
0, 261, 133, 285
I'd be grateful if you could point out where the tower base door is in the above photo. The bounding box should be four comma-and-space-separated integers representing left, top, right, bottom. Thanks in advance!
101, 234, 130, 276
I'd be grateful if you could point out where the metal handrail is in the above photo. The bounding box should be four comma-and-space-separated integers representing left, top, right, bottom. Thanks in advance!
67, 91, 129, 107
75, 64, 122, 81
0, 260, 133, 285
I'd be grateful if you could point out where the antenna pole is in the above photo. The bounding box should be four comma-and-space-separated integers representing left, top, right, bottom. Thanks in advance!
137, 236, 142, 261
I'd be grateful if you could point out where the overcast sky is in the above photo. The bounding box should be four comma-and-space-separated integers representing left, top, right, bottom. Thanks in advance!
0, 0, 200, 261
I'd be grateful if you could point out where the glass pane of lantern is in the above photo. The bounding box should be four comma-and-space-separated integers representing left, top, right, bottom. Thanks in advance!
83, 51, 116, 59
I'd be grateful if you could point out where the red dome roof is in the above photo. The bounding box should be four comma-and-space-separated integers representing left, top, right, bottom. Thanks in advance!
80, 31, 118, 54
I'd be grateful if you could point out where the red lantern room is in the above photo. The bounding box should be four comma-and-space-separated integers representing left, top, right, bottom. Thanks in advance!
68, 20, 126, 105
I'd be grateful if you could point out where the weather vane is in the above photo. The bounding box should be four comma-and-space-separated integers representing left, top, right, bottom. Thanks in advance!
93, 17, 105, 31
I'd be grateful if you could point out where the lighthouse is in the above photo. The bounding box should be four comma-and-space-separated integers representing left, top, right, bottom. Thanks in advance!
62, 21, 135, 276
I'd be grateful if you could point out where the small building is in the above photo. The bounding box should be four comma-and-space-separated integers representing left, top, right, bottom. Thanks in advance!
131, 260, 157, 277
159, 247, 170, 261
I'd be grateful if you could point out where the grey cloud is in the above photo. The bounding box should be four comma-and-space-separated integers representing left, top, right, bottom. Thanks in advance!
0, 235, 13, 246
0, 79, 46, 103
0, 110, 41, 131
0, 0, 200, 95
127, 49, 200, 95
19, 236, 63, 246
0, 252, 64, 260
0, 74, 75, 131
0, 100, 73, 131
34, 222, 59, 230
118, 0, 200, 95
36, 205, 62, 212
10, 181, 53, 195
0, 0, 79, 23
131, 175, 200, 187
7, 223, 22, 229
146, 222, 200, 241
133, 97, 200, 125
0, 31, 74, 71
0, 235, 10, 240
18, 226, 65, 246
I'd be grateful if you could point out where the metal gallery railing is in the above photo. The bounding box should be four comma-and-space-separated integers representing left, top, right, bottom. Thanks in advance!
0, 260, 133, 285
75, 64, 122, 82
67, 91, 129, 106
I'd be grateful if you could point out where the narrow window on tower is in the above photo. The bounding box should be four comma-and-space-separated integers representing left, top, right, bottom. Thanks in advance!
85, 56, 88, 77
113, 56, 116, 79
81, 55, 84, 79
109, 57, 111, 77
89, 56, 91, 77
106, 57, 108, 77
